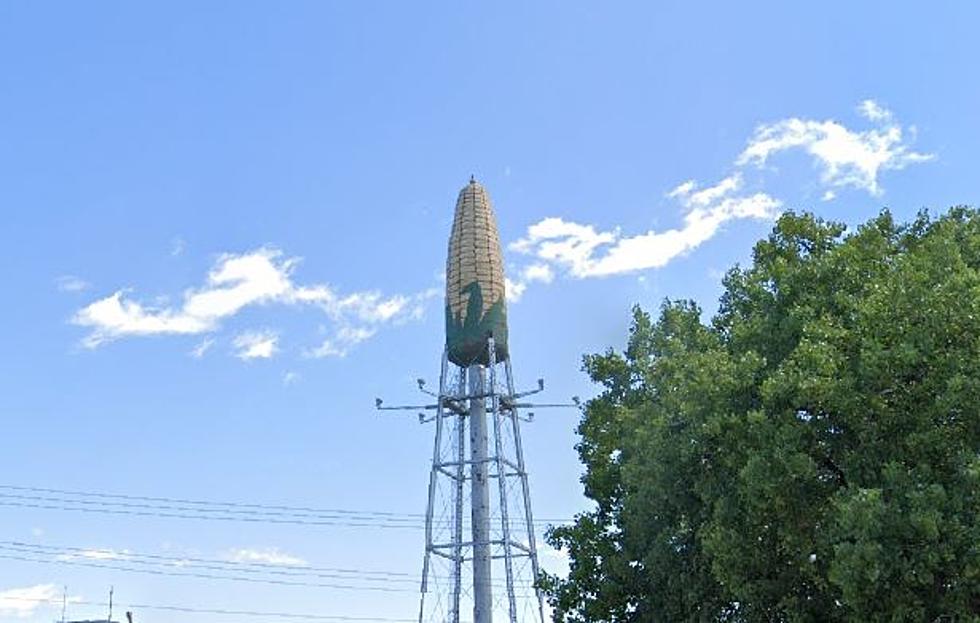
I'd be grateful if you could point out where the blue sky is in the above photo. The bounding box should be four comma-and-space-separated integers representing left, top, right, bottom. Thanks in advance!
0, 1, 976, 621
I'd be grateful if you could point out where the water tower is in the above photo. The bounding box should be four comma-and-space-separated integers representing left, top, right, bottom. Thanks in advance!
379, 178, 566, 623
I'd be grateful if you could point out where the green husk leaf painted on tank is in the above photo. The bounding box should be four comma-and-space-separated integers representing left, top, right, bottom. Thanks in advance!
446, 281, 509, 366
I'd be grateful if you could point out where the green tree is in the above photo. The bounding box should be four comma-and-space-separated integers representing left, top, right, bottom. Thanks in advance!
544, 209, 980, 622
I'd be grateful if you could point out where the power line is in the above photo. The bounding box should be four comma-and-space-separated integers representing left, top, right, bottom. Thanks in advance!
0, 491, 424, 527
0, 484, 424, 519
0, 484, 572, 528
130, 602, 417, 622
0, 541, 420, 583
0, 550, 415, 593
0, 498, 422, 529
0, 542, 538, 592
0, 595, 415, 622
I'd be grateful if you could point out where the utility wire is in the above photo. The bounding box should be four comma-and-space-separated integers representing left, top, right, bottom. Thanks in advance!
0, 497, 521, 530
0, 491, 425, 526
0, 486, 572, 528
0, 541, 538, 587
129, 602, 417, 622
0, 595, 415, 622
0, 543, 539, 593
0, 552, 539, 598
0, 542, 417, 584
0, 550, 415, 593
0, 497, 422, 529
0, 484, 424, 519
0, 540, 419, 579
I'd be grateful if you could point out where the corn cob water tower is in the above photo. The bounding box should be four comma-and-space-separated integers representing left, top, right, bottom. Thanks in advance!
378, 178, 571, 623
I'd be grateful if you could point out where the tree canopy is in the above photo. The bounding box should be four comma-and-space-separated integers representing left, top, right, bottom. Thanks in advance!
544, 209, 980, 622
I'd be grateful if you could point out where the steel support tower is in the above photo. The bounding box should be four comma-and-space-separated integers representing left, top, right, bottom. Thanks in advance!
379, 179, 563, 623
418, 337, 545, 623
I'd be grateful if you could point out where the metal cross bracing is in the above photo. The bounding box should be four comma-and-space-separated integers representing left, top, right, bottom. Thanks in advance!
377, 337, 574, 623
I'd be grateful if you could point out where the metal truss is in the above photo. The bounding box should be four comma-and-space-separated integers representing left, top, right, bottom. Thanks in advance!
378, 338, 574, 623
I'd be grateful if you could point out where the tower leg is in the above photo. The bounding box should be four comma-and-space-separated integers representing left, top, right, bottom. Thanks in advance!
468, 364, 492, 623
420, 351, 449, 623
505, 359, 546, 623
489, 338, 518, 622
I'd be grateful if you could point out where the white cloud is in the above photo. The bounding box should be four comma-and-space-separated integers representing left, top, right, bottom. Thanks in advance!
505, 278, 526, 302
507, 263, 556, 302
57, 547, 131, 562
0, 584, 60, 618
737, 100, 932, 196
171, 237, 186, 257
509, 218, 617, 276
74, 291, 213, 347
227, 547, 307, 567
282, 371, 300, 386
79, 548, 128, 560
305, 288, 438, 357
73, 247, 427, 356
858, 99, 892, 123
509, 100, 929, 287
686, 173, 742, 207
512, 176, 780, 279
308, 326, 377, 358
190, 337, 215, 359
233, 330, 279, 360
667, 179, 696, 199
523, 263, 554, 284
56, 275, 90, 292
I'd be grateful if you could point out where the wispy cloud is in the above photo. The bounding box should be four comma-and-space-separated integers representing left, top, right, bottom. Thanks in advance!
0, 584, 61, 618
308, 326, 377, 359
737, 99, 932, 195
511, 176, 779, 279
57, 547, 131, 562
227, 547, 307, 567
506, 263, 555, 302
56, 275, 90, 293
233, 330, 279, 360
73, 248, 427, 357
508, 100, 930, 290
190, 337, 215, 359
307, 287, 438, 358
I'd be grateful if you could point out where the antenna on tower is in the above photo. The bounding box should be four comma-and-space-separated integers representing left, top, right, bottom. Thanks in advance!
106, 587, 113, 623
60, 585, 67, 623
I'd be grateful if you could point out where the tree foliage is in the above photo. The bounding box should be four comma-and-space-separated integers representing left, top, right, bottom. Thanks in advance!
544, 209, 980, 622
